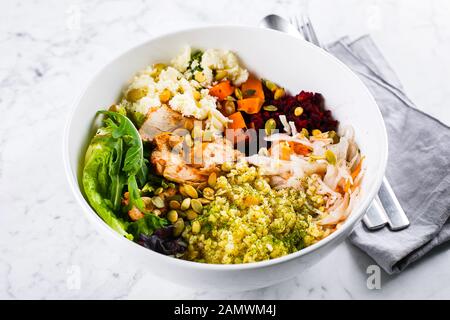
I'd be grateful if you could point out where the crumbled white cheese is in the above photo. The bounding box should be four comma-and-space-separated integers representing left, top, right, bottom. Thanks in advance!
123, 47, 246, 134
201, 49, 249, 86
171, 46, 191, 72
156, 67, 183, 93
125, 73, 160, 114
169, 93, 206, 119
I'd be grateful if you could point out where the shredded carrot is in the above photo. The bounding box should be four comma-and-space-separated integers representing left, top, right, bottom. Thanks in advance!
344, 179, 351, 193
351, 157, 365, 181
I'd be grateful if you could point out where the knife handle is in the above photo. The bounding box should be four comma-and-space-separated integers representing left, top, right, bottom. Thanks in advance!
363, 196, 389, 230
378, 177, 410, 231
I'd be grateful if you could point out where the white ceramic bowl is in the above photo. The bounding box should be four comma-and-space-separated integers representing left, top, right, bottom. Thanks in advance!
64, 26, 388, 291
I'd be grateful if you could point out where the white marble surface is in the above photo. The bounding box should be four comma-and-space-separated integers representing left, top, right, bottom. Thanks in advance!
1, 0, 450, 299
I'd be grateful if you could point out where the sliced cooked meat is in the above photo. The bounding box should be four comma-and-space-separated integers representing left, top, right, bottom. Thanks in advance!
139, 105, 187, 142
150, 133, 242, 185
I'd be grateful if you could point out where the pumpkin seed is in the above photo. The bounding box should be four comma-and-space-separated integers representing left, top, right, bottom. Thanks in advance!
191, 199, 203, 213
186, 209, 198, 221
325, 150, 337, 165
183, 184, 198, 199
151, 196, 165, 209
179, 184, 187, 197
226, 96, 236, 101
328, 130, 340, 144
208, 172, 217, 187
127, 88, 148, 102
198, 198, 211, 205
191, 221, 201, 234
202, 187, 215, 200
180, 198, 191, 211
235, 88, 243, 100
274, 88, 285, 100
301, 128, 309, 138
169, 200, 181, 210
154, 187, 163, 195
223, 100, 236, 116
294, 106, 304, 116
312, 129, 322, 137
173, 218, 185, 237
141, 197, 153, 211
264, 79, 278, 92
215, 69, 228, 81
309, 154, 325, 161
167, 210, 178, 223
265, 118, 277, 136
263, 105, 278, 112
151, 63, 166, 79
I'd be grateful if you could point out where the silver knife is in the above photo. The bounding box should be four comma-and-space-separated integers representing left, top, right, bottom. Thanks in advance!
378, 177, 410, 230
363, 196, 389, 230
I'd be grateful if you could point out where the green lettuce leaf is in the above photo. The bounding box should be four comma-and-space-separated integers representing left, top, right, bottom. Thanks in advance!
83, 111, 149, 240
83, 136, 131, 239
128, 214, 169, 240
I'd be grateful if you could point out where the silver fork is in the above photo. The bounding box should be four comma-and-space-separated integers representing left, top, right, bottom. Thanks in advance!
289, 14, 410, 231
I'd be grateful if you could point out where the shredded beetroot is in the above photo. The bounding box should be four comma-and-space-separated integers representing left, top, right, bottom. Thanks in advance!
246, 88, 338, 134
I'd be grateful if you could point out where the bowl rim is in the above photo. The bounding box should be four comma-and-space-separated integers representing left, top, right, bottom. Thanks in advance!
63, 25, 388, 271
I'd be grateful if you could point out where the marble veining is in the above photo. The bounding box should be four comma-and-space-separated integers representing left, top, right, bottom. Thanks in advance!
1, 0, 450, 299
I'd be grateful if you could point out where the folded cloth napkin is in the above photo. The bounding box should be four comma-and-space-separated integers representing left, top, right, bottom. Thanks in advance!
327, 35, 450, 274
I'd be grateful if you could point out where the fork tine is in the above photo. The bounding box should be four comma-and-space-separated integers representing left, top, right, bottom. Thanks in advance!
304, 15, 319, 45
299, 14, 312, 42
304, 14, 326, 50
290, 16, 304, 39
288, 16, 306, 39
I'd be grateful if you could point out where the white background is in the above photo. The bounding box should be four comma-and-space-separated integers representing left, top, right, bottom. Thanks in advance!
1, 0, 449, 299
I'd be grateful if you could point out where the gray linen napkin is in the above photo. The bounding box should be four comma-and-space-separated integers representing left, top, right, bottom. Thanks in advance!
327, 35, 450, 274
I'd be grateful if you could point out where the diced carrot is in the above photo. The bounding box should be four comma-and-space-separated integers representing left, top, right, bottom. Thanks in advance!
241, 75, 265, 101
237, 97, 262, 114
227, 111, 247, 130
209, 80, 234, 100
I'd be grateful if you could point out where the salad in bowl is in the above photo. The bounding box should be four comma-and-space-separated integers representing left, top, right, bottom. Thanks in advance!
82, 46, 364, 264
